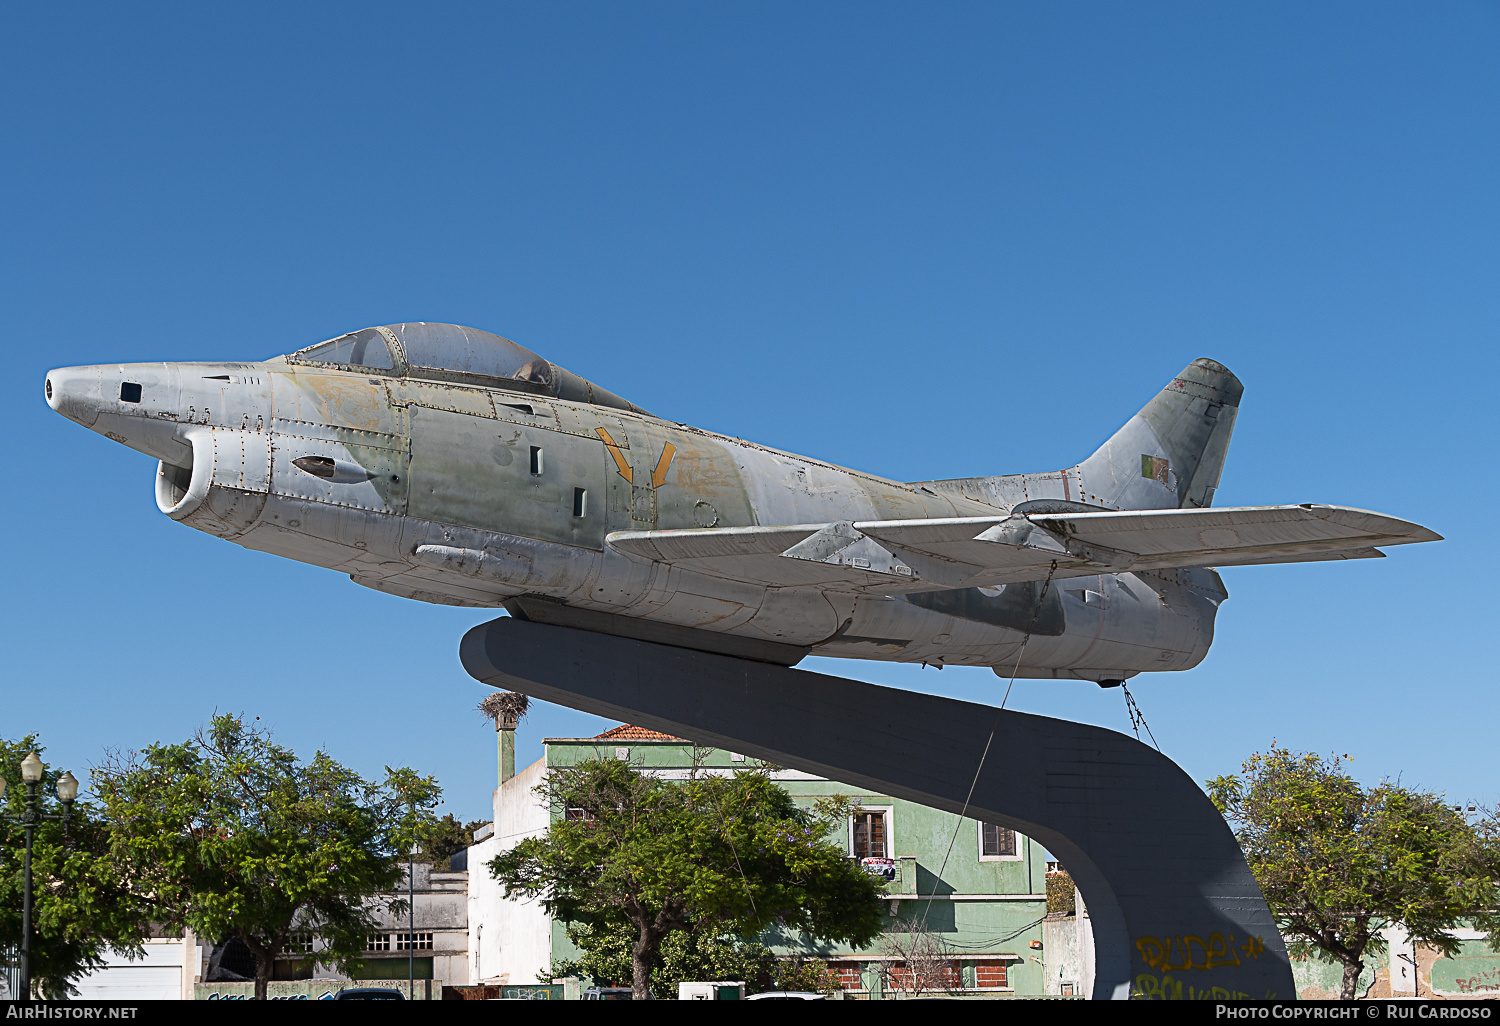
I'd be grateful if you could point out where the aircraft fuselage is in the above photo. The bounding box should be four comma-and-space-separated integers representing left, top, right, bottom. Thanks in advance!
46, 348, 1221, 681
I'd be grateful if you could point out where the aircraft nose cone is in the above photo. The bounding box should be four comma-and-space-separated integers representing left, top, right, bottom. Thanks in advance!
45, 365, 105, 427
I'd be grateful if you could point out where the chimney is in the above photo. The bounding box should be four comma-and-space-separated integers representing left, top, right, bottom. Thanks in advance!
480, 691, 528, 787
495, 709, 519, 785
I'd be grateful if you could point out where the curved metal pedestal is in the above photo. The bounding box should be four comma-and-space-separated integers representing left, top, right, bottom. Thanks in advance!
461, 617, 1293, 1000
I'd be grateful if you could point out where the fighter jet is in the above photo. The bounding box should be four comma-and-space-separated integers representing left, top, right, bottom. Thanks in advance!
46, 322, 1439, 682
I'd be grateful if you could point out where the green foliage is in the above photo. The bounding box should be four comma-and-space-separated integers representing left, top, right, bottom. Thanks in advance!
551, 923, 767, 996
772, 955, 841, 995
1, 736, 149, 999
91, 714, 441, 999
490, 758, 883, 999
418, 814, 488, 871
1209, 746, 1500, 999
1046, 870, 1075, 914
551, 922, 839, 997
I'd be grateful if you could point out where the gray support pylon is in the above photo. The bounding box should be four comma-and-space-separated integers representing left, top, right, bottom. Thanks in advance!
460, 617, 1293, 1000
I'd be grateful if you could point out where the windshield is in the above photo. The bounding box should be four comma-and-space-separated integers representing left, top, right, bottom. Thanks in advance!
385, 322, 552, 386
286, 321, 646, 415
294, 327, 395, 370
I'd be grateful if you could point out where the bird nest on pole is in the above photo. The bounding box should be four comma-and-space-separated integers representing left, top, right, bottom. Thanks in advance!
479, 691, 530, 730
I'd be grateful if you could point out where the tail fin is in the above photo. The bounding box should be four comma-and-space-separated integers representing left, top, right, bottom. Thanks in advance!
1074, 358, 1242, 510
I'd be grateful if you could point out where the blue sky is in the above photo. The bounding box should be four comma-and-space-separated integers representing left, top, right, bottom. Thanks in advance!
4, 2, 1496, 823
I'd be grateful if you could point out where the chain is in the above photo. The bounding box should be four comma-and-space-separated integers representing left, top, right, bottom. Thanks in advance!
1121, 682, 1160, 751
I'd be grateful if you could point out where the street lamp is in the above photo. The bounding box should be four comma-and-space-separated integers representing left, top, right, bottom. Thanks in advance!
2, 754, 77, 1001
398, 792, 419, 1002
409, 838, 417, 1001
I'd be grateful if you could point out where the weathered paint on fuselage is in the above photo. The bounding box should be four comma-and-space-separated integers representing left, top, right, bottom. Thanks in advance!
47, 356, 1223, 681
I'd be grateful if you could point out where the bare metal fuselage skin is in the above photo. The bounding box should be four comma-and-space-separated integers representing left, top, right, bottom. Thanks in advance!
47, 349, 1224, 681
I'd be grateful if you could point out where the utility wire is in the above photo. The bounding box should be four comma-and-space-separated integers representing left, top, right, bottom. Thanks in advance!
918, 561, 1058, 932
999, 562, 1058, 712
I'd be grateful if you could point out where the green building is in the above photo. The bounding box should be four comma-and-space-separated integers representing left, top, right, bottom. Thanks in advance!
468, 723, 1050, 998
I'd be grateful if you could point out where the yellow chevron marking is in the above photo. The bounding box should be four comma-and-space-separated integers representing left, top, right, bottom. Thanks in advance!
650, 442, 677, 489
595, 427, 633, 484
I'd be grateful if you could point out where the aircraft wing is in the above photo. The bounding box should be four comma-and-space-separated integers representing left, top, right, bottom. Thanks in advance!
606, 504, 1440, 594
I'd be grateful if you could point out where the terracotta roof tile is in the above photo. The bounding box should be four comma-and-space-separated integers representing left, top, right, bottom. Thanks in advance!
593, 724, 686, 741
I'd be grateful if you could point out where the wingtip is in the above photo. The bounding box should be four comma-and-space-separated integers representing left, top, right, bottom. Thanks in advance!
1301, 504, 1443, 544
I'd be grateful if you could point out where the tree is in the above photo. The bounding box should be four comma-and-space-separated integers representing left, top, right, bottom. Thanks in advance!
1046, 869, 1076, 914
550, 921, 840, 997
91, 714, 441, 999
770, 955, 842, 995
879, 922, 959, 997
1209, 747, 1500, 999
417, 814, 489, 871
0, 736, 149, 998
489, 758, 885, 999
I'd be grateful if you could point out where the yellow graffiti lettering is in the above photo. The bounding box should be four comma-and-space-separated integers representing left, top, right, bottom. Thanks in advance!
1136, 936, 1168, 971
1182, 934, 1213, 970
1134, 972, 1183, 1000
1167, 935, 1192, 971
1205, 932, 1242, 969
1135, 933, 1265, 972
1134, 973, 1255, 1001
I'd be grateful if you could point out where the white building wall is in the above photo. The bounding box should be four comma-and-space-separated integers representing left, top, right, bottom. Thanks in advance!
71, 935, 207, 1000
1041, 888, 1095, 997
467, 829, 501, 984
468, 756, 553, 986
1385, 924, 1417, 995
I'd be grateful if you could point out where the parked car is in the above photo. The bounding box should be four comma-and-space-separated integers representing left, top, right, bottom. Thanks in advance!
335, 988, 405, 1000
745, 991, 826, 1000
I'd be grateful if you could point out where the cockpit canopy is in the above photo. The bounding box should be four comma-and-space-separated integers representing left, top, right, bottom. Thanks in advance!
288, 323, 647, 416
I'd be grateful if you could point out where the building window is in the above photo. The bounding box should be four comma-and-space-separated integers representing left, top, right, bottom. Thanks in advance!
366, 934, 391, 952
974, 960, 1010, 988
978, 822, 1020, 861
396, 932, 433, 951
565, 807, 596, 823
851, 810, 889, 859
280, 933, 315, 955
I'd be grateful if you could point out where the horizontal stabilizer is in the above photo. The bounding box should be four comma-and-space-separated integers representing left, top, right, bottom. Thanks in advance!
606, 505, 1439, 594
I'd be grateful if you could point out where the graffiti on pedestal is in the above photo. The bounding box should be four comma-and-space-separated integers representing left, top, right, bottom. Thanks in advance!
1132, 932, 1276, 1000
